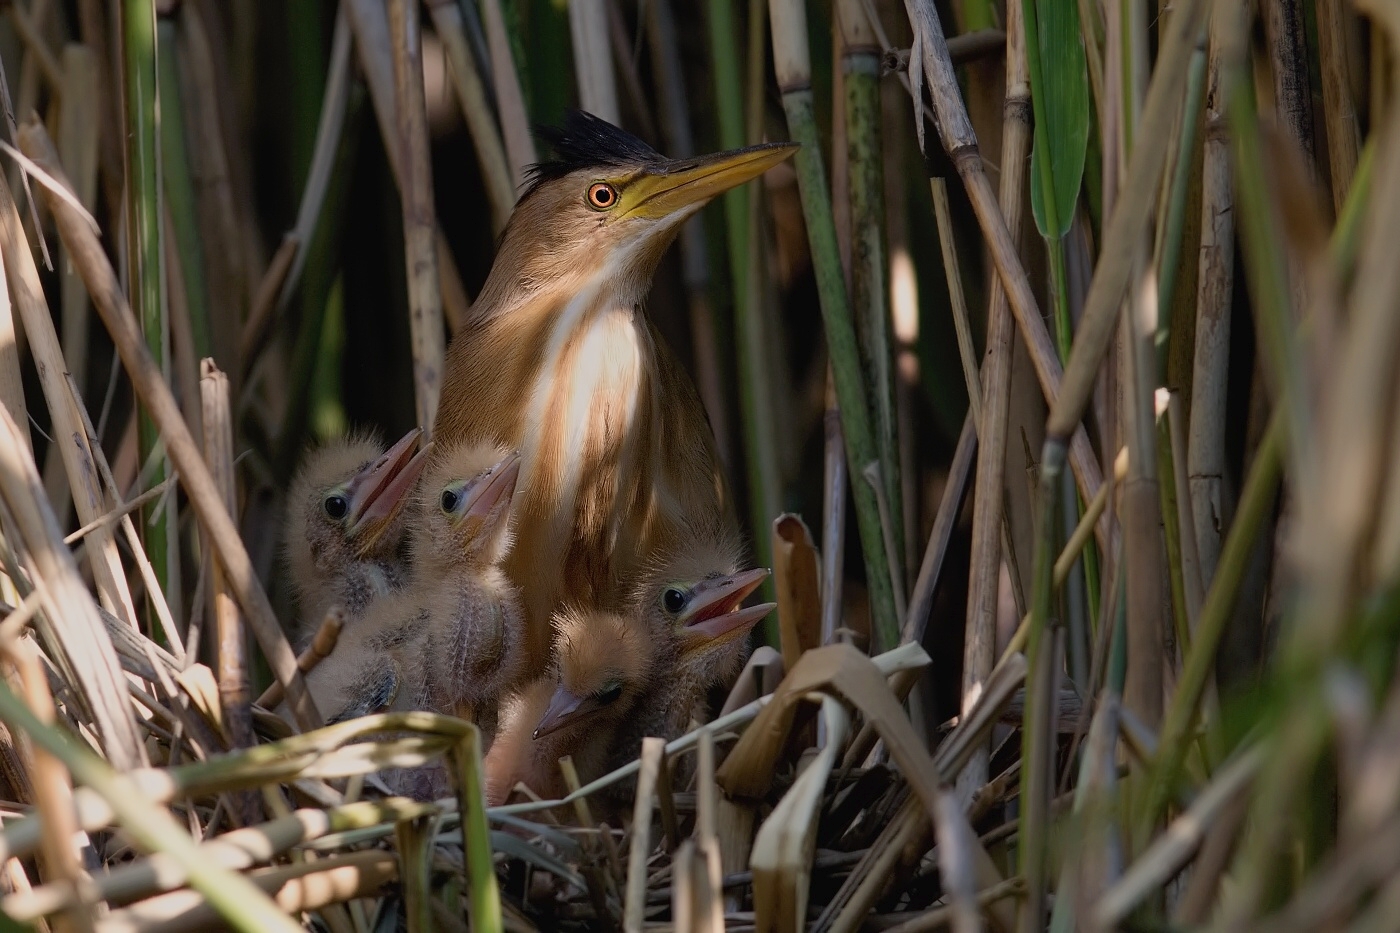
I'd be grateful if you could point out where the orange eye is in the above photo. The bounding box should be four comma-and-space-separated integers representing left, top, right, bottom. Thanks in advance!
587, 182, 618, 210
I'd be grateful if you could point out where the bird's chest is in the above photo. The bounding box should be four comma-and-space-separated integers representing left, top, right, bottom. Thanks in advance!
521, 305, 651, 513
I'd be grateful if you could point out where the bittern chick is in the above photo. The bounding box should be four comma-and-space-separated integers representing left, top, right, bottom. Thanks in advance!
305, 443, 526, 733
484, 607, 664, 805
283, 428, 431, 637
434, 110, 798, 679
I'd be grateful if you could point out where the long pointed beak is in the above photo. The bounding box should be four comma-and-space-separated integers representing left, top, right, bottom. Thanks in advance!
678, 567, 773, 647
347, 429, 431, 550
534, 685, 604, 739
680, 601, 776, 653
623, 142, 799, 221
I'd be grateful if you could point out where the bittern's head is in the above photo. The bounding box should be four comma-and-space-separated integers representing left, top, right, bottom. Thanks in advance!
533, 608, 655, 739
285, 428, 431, 586
413, 442, 521, 573
483, 111, 798, 312
632, 523, 775, 678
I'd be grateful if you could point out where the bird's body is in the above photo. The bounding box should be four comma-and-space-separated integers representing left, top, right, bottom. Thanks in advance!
484, 520, 775, 805
305, 442, 527, 742
434, 112, 796, 676
283, 428, 431, 639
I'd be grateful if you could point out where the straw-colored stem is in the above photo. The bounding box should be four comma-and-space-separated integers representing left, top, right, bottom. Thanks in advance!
198, 360, 259, 827
123, 0, 171, 607
904, 412, 976, 646
1317, 0, 1360, 211
388, 0, 445, 436
769, 0, 899, 652
961, 0, 1027, 796
451, 725, 502, 933
397, 813, 436, 933
478, 0, 536, 185
569, 0, 619, 123
425, 0, 515, 233
19, 118, 322, 733
0, 668, 303, 931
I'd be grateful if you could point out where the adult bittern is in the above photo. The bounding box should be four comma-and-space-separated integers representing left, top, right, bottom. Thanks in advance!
284, 428, 431, 637
435, 110, 798, 676
304, 442, 526, 731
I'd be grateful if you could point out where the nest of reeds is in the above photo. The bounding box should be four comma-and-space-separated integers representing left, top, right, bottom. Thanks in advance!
3, 0, 1400, 930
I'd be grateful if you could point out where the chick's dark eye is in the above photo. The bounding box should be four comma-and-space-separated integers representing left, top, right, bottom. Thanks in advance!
662, 587, 688, 615
440, 489, 460, 513
587, 182, 617, 209
596, 683, 624, 706
322, 495, 349, 520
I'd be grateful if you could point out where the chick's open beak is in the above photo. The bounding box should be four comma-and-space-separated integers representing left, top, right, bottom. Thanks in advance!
534, 685, 607, 739
679, 568, 775, 648
458, 452, 522, 526
347, 429, 432, 552
622, 142, 799, 222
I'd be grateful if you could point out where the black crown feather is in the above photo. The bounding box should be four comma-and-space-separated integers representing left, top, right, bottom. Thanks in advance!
522, 110, 662, 198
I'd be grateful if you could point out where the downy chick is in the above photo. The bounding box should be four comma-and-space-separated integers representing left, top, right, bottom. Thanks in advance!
306, 443, 526, 732
283, 428, 431, 637
484, 607, 661, 805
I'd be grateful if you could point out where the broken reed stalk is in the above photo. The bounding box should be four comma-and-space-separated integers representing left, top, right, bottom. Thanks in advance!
1188, 8, 1235, 590
768, 0, 899, 651
122, 0, 172, 605
960, 0, 1027, 796
389, 0, 445, 435
839, 0, 903, 578
424, 0, 515, 233
901, 0, 1108, 551
199, 360, 260, 828
18, 118, 323, 732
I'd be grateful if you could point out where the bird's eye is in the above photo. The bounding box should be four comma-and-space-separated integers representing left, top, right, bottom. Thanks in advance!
596, 682, 624, 705
587, 182, 618, 210
440, 488, 460, 513
662, 587, 689, 615
323, 494, 349, 520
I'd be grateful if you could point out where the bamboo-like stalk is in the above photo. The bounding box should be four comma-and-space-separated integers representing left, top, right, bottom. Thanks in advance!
646, 0, 733, 475
768, 0, 899, 651
1188, 12, 1235, 590
123, 0, 172, 607
19, 118, 322, 733
960, 0, 1028, 796
389, 0, 445, 436
397, 813, 436, 933
839, 0, 902, 582
1317, 0, 1360, 211
424, 0, 515, 232
820, 373, 847, 652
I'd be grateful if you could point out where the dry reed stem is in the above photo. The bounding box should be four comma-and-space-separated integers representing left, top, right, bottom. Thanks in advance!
17, 118, 322, 733
0, 399, 144, 769
478, 0, 538, 185
0, 164, 140, 635
625, 737, 665, 932
95, 850, 396, 933
1317, 0, 1360, 211
239, 233, 299, 372
903, 411, 975, 647
424, 0, 515, 232
1042, 0, 1209, 441
933, 789, 981, 933
388, 0, 446, 435
772, 515, 820, 671
253, 608, 344, 710
569, 0, 620, 124
0, 207, 25, 460
902, 0, 1108, 550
